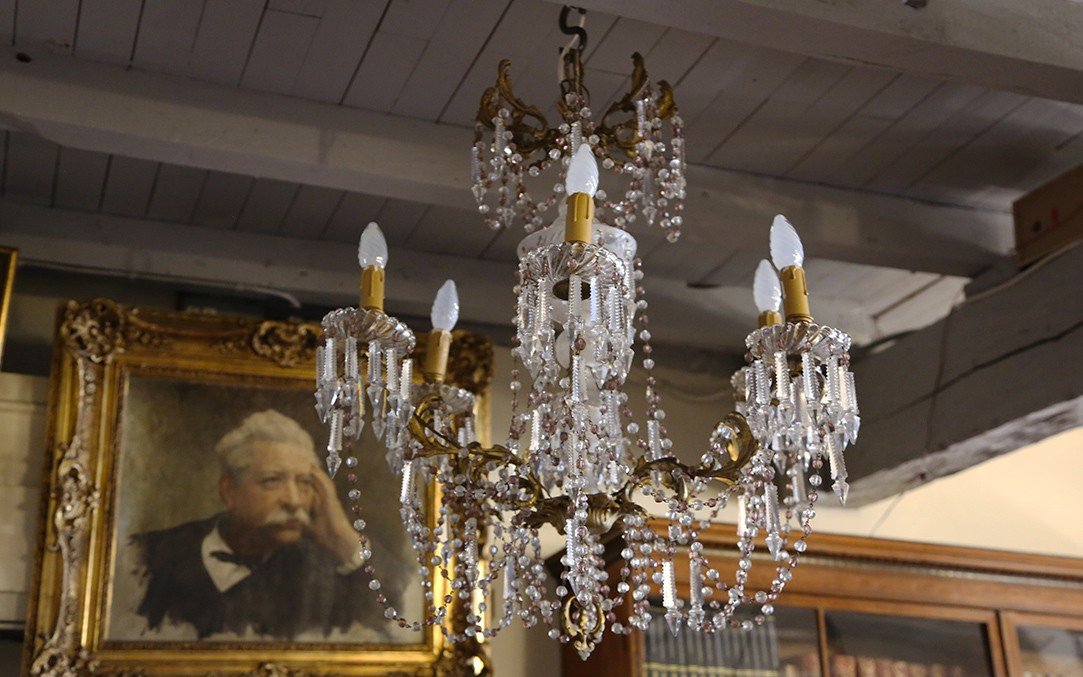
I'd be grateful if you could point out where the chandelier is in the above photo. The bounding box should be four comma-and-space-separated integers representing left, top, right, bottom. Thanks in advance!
315, 7, 858, 668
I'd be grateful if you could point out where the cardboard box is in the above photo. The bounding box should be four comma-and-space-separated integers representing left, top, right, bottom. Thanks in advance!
1012, 164, 1083, 267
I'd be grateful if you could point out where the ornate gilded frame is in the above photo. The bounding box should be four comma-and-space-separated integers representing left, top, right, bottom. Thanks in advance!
0, 246, 16, 368
23, 298, 494, 676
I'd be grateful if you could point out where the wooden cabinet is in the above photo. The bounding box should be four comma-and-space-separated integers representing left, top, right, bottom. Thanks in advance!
559, 524, 1083, 676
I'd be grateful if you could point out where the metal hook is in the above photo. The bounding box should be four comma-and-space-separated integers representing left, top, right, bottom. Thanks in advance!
558, 6, 587, 52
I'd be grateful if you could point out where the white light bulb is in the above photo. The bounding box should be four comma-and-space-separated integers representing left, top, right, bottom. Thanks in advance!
358, 221, 388, 269
753, 259, 781, 313
565, 144, 599, 197
770, 214, 804, 269
431, 279, 459, 331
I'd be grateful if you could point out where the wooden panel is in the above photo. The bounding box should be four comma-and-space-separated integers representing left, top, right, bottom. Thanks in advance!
392, 0, 510, 120
291, 0, 386, 103
187, 0, 266, 85
788, 74, 941, 182
74, 0, 142, 65
145, 164, 206, 223
53, 147, 110, 212
830, 82, 986, 189
0, 0, 13, 43
910, 98, 1083, 210
584, 17, 666, 75
683, 49, 806, 164
3, 134, 58, 205
190, 171, 254, 229
99, 156, 159, 217
241, 9, 320, 94
279, 185, 343, 238
235, 178, 299, 232
405, 204, 492, 257
866, 89, 1028, 194
131, 0, 204, 75
341, 30, 428, 112
378, 0, 448, 40
321, 191, 388, 242
374, 197, 429, 246
706, 59, 855, 173
438, 0, 566, 124
14, 0, 78, 50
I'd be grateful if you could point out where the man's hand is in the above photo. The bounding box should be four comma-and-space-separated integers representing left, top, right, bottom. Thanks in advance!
307, 464, 361, 567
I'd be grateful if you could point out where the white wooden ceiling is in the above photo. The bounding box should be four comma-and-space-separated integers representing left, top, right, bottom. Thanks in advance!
1, 0, 1079, 350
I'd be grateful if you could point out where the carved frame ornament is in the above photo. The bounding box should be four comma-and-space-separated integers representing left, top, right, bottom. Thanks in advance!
24, 299, 494, 676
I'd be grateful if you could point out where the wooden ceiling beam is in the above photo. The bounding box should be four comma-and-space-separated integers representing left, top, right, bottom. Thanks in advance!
564, 0, 1083, 105
0, 47, 1012, 277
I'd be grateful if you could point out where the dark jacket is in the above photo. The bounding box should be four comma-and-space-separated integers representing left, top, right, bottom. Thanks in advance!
131, 515, 377, 640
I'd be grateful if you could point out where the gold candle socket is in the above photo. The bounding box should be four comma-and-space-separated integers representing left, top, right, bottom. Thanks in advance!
423, 330, 452, 383
758, 310, 783, 328
360, 266, 385, 311
779, 265, 812, 324
565, 192, 594, 243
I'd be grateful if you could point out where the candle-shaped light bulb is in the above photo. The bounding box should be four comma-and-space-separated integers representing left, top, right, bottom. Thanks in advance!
770, 214, 804, 269
565, 144, 599, 197
770, 215, 812, 323
358, 222, 388, 269
564, 145, 597, 243
430, 279, 459, 332
358, 222, 388, 310
424, 280, 458, 382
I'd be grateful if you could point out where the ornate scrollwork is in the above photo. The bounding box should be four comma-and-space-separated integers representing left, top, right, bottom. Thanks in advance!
563, 596, 606, 660
59, 298, 167, 363
249, 321, 320, 368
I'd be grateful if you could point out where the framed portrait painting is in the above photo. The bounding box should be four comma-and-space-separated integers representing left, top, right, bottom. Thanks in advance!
23, 299, 493, 675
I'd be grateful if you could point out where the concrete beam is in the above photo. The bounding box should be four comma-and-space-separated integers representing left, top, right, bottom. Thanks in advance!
566, 0, 1083, 104
846, 242, 1083, 505
0, 47, 1011, 277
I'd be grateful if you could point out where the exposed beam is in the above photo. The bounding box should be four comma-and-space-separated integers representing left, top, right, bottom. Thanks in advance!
0, 47, 1011, 276
846, 242, 1083, 505
565, 0, 1083, 105
0, 200, 796, 351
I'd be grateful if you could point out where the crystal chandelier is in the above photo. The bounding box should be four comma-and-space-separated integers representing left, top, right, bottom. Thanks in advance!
315, 7, 858, 667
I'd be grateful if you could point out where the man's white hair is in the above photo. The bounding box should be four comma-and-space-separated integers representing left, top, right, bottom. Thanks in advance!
215, 409, 316, 477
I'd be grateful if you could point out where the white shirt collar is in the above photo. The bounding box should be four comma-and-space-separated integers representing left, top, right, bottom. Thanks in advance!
201, 524, 254, 593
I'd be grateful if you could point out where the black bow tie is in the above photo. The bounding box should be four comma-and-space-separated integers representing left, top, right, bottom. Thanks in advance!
210, 550, 266, 570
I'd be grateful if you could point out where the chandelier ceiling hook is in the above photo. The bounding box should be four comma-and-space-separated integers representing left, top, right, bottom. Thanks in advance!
558, 6, 588, 98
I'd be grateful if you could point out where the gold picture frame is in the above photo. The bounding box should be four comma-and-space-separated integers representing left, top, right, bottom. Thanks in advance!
0, 246, 16, 368
23, 298, 493, 676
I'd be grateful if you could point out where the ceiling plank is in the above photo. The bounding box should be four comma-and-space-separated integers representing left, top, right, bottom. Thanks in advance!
3, 133, 58, 205
146, 163, 206, 223
131, 0, 204, 75
291, 0, 385, 103
321, 191, 387, 243
279, 184, 343, 238
53, 146, 110, 212
0, 47, 1013, 276
187, 0, 267, 86
235, 178, 300, 233
73, 0, 142, 65
341, 30, 428, 113
240, 9, 320, 94
191, 171, 254, 229
99, 155, 158, 218
15, 0, 78, 52
562, 0, 1083, 105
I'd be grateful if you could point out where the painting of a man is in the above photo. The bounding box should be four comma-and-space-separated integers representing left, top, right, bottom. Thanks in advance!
107, 377, 417, 645
131, 410, 368, 640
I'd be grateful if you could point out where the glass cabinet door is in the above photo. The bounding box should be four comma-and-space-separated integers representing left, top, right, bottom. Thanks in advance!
823, 610, 996, 676
1014, 623, 1083, 676
643, 605, 821, 676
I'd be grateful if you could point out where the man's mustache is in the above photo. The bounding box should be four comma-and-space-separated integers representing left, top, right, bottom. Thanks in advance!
262, 508, 311, 527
